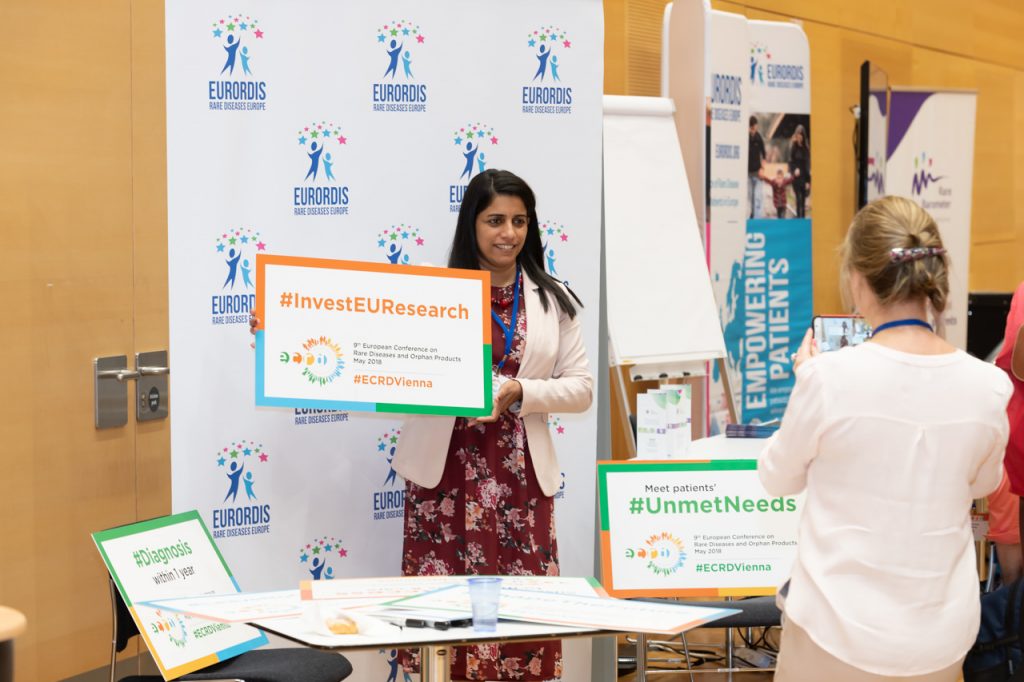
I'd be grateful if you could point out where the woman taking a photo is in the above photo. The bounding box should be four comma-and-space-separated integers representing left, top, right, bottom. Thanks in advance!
394, 169, 592, 680
761, 196, 1011, 681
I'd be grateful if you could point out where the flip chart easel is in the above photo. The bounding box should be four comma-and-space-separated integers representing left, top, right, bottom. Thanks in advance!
603, 95, 736, 455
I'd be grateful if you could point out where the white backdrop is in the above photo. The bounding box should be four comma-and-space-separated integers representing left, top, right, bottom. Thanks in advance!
166, 2, 603, 678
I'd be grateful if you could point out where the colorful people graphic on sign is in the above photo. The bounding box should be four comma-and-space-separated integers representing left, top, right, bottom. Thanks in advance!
305, 141, 324, 182
323, 152, 336, 181
402, 51, 414, 79
240, 46, 252, 76
550, 55, 561, 81
223, 248, 242, 289
385, 242, 406, 265
384, 39, 403, 79
243, 471, 257, 500
534, 44, 552, 81
461, 142, 477, 180
309, 556, 326, 580
546, 244, 558, 276
477, 151, 486, 175
240, 258, 253, 288
221, 34, 241, 75
224, 461, 244, 502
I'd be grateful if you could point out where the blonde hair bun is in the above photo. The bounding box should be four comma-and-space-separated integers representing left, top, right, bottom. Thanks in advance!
841, 196, 949, 313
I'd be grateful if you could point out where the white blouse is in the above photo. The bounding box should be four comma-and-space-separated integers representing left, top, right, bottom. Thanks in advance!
759, 342, 1012, 675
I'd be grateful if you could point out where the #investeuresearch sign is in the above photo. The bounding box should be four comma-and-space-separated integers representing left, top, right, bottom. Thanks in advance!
598, 460, 802, 598
254, 254, 492, 416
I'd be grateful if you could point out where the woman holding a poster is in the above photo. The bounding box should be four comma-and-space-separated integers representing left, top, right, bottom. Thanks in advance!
759, 196, 1011, 680
393, 169, 593, 680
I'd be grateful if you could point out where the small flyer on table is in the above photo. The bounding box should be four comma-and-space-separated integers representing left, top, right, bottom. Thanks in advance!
598, 460, 803, 598
254, 254, 492, 416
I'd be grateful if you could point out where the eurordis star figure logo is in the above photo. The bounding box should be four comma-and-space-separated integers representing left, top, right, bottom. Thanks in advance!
211, 13, 264, 77
216, 439, 269, 504
378, 224, 425, 265
377, 427, 402, 487
749, 42, 767, 85
297, 121, 348, 184
452, 122, 499, 181
527, 25, 570, 82
216, 228, 265, 291
539, 221, 570, 280
299, 536, 348, 581
377, 20, 425, 80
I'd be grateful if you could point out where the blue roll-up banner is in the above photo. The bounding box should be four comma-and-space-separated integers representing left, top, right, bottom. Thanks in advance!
722, 219, 813, 423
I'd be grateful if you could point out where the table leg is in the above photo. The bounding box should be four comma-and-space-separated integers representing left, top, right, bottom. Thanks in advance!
420, 645, 451, 682
0, 639, 12, 682
635, 632, 647, 681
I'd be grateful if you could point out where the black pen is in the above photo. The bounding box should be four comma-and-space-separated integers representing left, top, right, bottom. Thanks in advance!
405, 617, 473, 630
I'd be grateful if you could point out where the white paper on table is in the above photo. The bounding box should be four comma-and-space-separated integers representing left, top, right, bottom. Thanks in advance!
387, 585, 738, 635
301, 575, 606, 602
142, 589, 304, 622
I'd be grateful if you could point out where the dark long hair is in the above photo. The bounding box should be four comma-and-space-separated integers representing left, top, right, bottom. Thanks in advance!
447, 169, 581, 318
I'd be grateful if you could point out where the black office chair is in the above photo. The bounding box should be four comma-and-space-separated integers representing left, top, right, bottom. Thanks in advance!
630, 596, 781, 681
109, 578, 353, 682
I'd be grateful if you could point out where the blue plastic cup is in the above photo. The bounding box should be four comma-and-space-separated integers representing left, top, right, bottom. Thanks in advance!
467, 577, 502, 632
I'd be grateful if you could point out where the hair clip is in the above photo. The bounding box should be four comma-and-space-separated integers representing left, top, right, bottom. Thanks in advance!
889, 246, 946, 263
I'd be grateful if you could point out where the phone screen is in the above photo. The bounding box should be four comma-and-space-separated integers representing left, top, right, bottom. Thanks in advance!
813, 316, 870, 352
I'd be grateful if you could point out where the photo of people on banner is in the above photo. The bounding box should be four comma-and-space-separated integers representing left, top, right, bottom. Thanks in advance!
748, 112, 810, 220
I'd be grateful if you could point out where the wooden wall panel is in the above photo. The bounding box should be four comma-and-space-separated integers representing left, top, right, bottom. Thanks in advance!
0, 0, 141, 679
131, 0, 172, 523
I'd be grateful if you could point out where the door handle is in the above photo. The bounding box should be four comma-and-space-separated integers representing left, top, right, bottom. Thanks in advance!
94, 351, 171, 428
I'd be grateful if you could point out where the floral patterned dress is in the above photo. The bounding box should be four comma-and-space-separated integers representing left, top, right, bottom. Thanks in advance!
402, 275, 561, 681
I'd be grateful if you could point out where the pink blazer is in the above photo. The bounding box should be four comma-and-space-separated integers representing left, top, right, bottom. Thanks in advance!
392, 270, 593, 497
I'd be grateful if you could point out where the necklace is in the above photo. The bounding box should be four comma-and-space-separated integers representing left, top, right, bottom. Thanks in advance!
871, 318, 933, 335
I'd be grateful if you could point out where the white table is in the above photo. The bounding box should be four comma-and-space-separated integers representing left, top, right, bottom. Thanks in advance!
252, 615, 610, 682
688, 434, 767, 460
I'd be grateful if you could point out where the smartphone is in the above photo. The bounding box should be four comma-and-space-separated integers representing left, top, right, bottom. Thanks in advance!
812, 315, 870, 352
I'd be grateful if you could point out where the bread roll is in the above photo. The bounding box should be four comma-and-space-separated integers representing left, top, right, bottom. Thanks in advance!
325, 613, 359, 635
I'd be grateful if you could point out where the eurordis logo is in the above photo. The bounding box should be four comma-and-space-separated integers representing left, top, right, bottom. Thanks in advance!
751, 41, 804, 90
449, 121, 499, 212
293, 120, 350, 216
299, 535, 348, 580
208, 13, 267, 111
293, 408, 349, 427
522, 24, 573, 114
547, 415, 566, 436
372, 427, 406, 522
539, 220, 571, 284
625, 532, 688, 576
378, 223, 425, 265
210, 227, 265, 326
210, 439, 271, 539
749, 42, 766, 85
372, 19, 428, 113
280, 336, 345, 386
150, 610, 189, 648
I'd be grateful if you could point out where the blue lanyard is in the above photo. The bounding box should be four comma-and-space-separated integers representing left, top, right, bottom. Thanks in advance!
871, 318, 933, 335
491, 265, 521, 372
